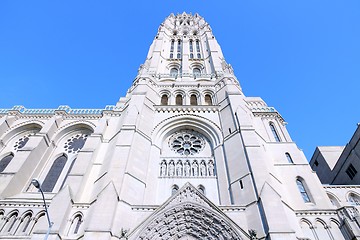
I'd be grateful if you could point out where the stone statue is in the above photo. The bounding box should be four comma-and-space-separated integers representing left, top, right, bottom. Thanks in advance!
208, 160, 214, 176
176, 161, 183, 176
192, 161, 198, 177
160, 161, 167, 176
184, 161, 191, 176
169, 161, 175, 177
200, 161, 206, 176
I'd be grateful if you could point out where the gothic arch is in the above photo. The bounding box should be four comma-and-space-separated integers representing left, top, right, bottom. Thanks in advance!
152, 114, 222, 148
346, 191, 360, 205
1, 122, 42, 145
134, 184, 247, 240
53, 121, 95, 143
326, 191, 341, 207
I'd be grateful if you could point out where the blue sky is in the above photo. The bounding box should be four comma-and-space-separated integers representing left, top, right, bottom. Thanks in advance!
0, 1, 359, 160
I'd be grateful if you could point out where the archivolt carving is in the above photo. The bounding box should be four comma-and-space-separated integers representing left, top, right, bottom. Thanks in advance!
137, 203, 242, 240
135, 184, 244, 240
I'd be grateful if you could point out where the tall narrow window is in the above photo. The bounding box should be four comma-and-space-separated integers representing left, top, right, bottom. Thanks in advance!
205, 94, 212, 105
6, 213, 18, 233
285, 153, 293, 163
170, 40, 174, 59
42, 154, 67, 192
177, 40, 182, 59
296, 179, 311, 203
73, 215, 82, 234
161, 95, 168, 105
176, 95, 183, 105
269, 122, 281, 142
196, 40, 201, 58
0, 153, 14, 173
190, 94, 198, 105
189, 40, 194, 59
21, 213, 32, 234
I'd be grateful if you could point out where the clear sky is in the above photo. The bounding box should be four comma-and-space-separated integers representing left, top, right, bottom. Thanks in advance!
0, 1, 359, 160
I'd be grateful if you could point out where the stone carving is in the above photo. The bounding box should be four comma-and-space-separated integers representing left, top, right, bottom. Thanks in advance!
176, 161, 183, 176
137, 185, 243, 240
168, 161, 175, 177
169, 130, 205, 156
200, 161, 206, 176
160, 161, 167, 176
160, 159, 215, 178
208, 160, 214, 176
192, 161, 198, 177
184, 161, 191, 177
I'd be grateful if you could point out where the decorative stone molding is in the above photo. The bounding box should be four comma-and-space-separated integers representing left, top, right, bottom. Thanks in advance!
134, 183, 245, 240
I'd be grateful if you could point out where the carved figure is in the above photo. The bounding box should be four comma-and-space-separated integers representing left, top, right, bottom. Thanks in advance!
208, 160, 214, 176
184, 161, 191, 176
176, 161, 183, 176
200, 161, 206, 176
192, 161, 198, 177
169, 161, 175, 176
160, 161, 167, 176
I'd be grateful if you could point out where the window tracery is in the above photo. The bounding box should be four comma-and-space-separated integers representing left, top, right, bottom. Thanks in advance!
169, 130, 205, 156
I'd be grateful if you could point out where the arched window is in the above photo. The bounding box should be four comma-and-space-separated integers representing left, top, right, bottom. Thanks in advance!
327, 193, 340, 208
6, 212, 18, 233
269, 122, 281, 142
198, 185, 205, 195
177, 40, 182, 59
161, 95, 168, 105
42, 154, 68, 192
196, 40, 201, 58
176, 95, 183, 105
296, 179, 311, 203
205, 94, 212, 105
68, 214, 83, 235
348, 193, 360, 205
0, 153, 14, 173
193, 68, 201, 78
171, 185, 179, 196
190, 94, 198, 105
189, 40, 194, 59
170, 68, 178, 77
285, 153, 293, 163
19, 213, 32, 235
170, 40, 174, 59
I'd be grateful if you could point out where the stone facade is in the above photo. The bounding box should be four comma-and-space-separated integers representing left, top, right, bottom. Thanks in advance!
0, 13, 359, 240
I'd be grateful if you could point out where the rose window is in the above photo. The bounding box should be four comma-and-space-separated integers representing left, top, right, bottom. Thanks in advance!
64, 134, 88, 154
170, 131, 205, 155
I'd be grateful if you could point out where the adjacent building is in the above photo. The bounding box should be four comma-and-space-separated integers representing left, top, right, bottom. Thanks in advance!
0, 13, 359, 240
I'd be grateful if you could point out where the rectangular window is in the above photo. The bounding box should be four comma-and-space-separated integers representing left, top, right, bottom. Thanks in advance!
346, 164, 357, 180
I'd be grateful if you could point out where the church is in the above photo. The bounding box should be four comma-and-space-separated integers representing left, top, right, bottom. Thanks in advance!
0, 13, 359, 240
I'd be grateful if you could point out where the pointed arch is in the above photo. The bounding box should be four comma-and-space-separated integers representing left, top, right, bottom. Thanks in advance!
135, 184, 246, 239
18, 211, 33, 235
42, 154, 68, 192
296, 177, 312, 203
269, 122, 281, 142
67, 212, 84, 235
